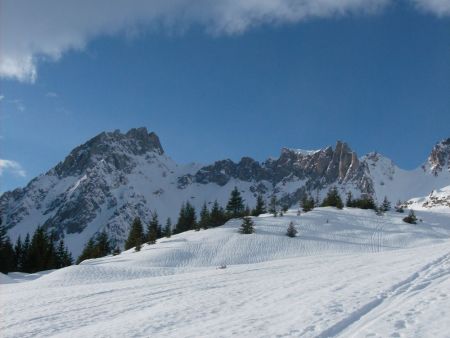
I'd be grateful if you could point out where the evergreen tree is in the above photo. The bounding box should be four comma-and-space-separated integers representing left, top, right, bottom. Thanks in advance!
321, 187, 343, 209
175, 202, 197, 233
301, 195, 315, 212
28, 226, 51, 272
164, 218, 172, 238
77, 238, 96, 264
95, 231, 111, 257
198, 203, 210, 230
147, 212, 159, 244
286, 222, 298, 238
381, 196, 391, 212
226, 187, 245, 218
252, 195, 266, 216
14, 236, 23, 271
244, 205, 251, 216
346, 191, 354, 207
395, 200, 405, 213
0, 237, 16, 274
125, 217, 145, 250
268, 195, 278, 216
21, 233, 31, 272
239, 216, 255, 234
56, 238, 73, 268
403, 210, 418, 224
210, 200, 227, 227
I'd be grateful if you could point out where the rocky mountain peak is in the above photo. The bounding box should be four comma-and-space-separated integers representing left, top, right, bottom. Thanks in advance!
428, 138, 450, 175
53, 128, 164, 177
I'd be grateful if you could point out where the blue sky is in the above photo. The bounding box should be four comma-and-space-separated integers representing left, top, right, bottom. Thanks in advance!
0, 0, 449, 192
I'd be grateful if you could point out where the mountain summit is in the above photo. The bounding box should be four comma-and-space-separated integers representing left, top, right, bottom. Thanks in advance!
1, 128, 449, 256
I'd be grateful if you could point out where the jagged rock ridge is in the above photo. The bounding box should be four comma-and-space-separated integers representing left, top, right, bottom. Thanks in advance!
1, 128, 448, 256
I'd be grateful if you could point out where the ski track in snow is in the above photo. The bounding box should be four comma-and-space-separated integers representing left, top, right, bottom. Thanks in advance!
1, 208, 450, 337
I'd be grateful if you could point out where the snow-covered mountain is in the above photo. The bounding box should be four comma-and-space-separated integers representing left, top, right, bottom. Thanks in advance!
1, 128, 449, 256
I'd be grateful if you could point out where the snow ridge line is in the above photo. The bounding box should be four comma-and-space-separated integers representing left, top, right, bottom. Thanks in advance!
316, 252, 450, 338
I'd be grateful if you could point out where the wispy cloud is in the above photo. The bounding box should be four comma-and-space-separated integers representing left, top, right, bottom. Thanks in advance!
0, 159, 26, 177
0, 0, 447, 83
412, 0, 450, 16
46, 91, 58, 98
0, 95, 4, 102
9, 99, 26, 112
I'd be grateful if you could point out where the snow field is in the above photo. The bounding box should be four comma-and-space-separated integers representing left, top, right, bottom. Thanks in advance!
1, 207, 450, 337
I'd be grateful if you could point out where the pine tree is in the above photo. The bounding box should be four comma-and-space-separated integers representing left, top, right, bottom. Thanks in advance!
268, 195, 278, 216
21, 233, 31, 272
239, 216, 255, 234
28, 226, 50, 272
286, 222, 298, 238
301, 195, 315, 212
381, 196, 391, 212
125, 217, 145, 250
14, 236, 23, 271
199, 203, 210, 230
175, 202, 197, 233
403, 210, 418, 224
164, 218, 172, 238
252, 195, 266, 216
210, 200, 227, 227
77, 238, 96, 264
321, 187, 343, 209
226, 187, 245, 218
95, 231, 111, 257
346, 191, 354, 207
56, 238, 73, 268
147, 212, 159, 244
0, 237, 16, 274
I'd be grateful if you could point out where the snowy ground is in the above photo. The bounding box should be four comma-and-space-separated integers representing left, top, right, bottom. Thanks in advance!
1, 207, 450, 337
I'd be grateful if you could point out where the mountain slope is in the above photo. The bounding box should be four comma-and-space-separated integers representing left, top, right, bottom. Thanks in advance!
1, 128, 449, 256
1, 208, 450, 337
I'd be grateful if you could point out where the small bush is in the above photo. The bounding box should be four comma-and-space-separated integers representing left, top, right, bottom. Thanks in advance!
403, 210, 417, 224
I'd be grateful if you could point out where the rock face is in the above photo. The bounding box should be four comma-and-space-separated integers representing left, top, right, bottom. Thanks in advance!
1, 127, 449, 257
428, 138, 450, 175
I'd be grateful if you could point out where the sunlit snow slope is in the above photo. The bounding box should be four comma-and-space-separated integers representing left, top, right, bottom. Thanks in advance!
1, 207, 450, 337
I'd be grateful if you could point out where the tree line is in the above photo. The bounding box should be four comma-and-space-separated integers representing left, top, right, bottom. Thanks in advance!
0, 219, 72, 274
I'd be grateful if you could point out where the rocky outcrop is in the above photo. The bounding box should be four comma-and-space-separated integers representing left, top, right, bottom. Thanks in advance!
428, 138, 450, 175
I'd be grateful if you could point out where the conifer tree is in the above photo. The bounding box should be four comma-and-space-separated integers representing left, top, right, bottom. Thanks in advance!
0, 237, 16, 274
77, 238, 96, 264
239, 216, 255, 234
286, 222, 298, 238
95, 231, 111, 257
381, 196, 391, 212
21, 233, 31, 272
301, 195, 315, 212
164, 218, 172, 238
403, 210, 418, 224
28, 226, 50, 272
321, 187, 344, 209
147, 212, 159, 244
226, 187, 245, 218
125, 217, 145, 250
14, 236, 23, 271
199, 203, 210, 230
268, 195, 278, 216
346, 191, 354, 207
210, 200, 227, 227
56, 238, 73, 268
252, 195, 266, 216
175, 202, 197, 233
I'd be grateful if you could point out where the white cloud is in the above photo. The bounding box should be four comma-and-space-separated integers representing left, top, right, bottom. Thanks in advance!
0, 159, 26, 177
1, 0, 447, 83
46, 92, 58, 98
0, 0, 391, 83
9, 99, 25, 112
0, 95, 4, 101
412, 0, 450, 16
